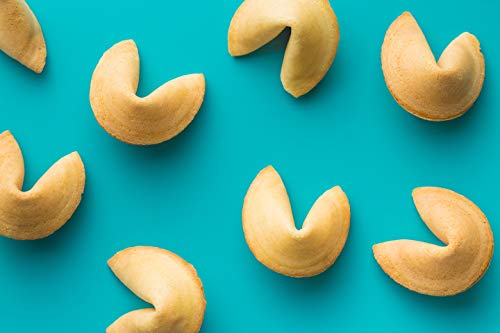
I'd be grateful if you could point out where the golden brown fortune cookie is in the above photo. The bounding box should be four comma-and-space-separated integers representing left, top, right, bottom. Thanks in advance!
0, 131, 85, 240
242, 166, 350, 277
107, 246, 206, 333
0, 0, 46, 73
228, 0, 340, 97
373, 187, 494, 296
90, 40, 205, 145
382, 12, 485, 121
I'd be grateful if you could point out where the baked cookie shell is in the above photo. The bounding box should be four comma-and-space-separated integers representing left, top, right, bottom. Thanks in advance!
373, 187, 493, 296
381, 12, 485, 121
0, 131, 85, 240
107, 246, 206, 333
0, 0, 46, 73
90, 40, 205, 145
228, 0, 340, 97
242, 166, 350, 277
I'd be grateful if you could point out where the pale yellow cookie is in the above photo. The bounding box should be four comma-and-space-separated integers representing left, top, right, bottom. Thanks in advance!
373, 187, 494, 296
381, 12, 485, 121
0, 131, 85, 240
90, 40, 205, 145
107, 246, 206, 333
242, 166, 350, 277
228, 0, 340, 97
0, 0, 46, 73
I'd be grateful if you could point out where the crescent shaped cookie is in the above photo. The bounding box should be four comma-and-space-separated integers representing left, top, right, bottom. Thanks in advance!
0, 0, 46, 73
0, 131, 85, 240
107, 246, 206, 333
373, 187, 494, 296
90, 40, 205, 145
228, 0, 340, 97
381, 12, 485, 121
242, 166, 350, 277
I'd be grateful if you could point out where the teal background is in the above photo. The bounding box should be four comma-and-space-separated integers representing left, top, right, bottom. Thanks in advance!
0, 0, 499, 332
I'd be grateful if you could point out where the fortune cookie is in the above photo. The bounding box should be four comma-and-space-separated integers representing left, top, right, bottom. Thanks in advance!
228, 0, 340, 97
373, 187, 494, 296
0, 131, 85, 240
90, 40, 205, 145
0, 0, 46, 73
242, 166, 350, 277
381, 12, 485, 121
107, 246, 206, 333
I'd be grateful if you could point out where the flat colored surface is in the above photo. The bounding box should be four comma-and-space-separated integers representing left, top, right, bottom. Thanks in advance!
0, 0, 499, 332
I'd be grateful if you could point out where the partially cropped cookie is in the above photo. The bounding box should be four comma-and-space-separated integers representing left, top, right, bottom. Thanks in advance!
373, 187, 494, 296
382, 12, 485, 121
242, 166, 350, 277
0, 0, 46, 73
0, 131, 85, 240
228, 0, 340, 97
107, 246, 206, 333
90, 40, 205, 145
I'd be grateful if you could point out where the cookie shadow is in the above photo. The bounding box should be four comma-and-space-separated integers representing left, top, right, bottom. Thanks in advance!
298, 39, 348, 103
235, 28, 291, 60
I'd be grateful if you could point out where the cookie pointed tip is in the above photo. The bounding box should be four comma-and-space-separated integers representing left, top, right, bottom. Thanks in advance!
31, 61, 45, 74
261, 165, 277, 174
30, 46, 47, 73
114, 39, 138, 53
107, 254, 118, 268
192, 73, 206, 85
122, 39, 136, 46
228, 42, 237, 56
412, 186, 436, 199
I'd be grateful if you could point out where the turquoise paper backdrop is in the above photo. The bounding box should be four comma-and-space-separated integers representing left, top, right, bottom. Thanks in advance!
0, 0, 499, 332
